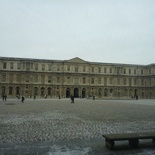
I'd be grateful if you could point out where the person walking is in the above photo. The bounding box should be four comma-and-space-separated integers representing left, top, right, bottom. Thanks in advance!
71, 95, 74, 103
4, 95, 7, 101
21, 96, 25, 103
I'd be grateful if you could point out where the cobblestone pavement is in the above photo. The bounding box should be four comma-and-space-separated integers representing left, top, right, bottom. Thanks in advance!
0, 98, 155, 155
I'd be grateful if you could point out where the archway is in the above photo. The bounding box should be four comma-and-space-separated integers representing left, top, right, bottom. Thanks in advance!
134, 89, 138, 98
82, 88, 86, 98
74, 88, 79, 98
104, 88, 108, 97
34, 87, 38, 96
1, 86, 5, 95
41, 87, 45, 96
98, 88, 102, 98
48, 87, 51, 96
66, 88, 70, 98
16, 87, 20, 95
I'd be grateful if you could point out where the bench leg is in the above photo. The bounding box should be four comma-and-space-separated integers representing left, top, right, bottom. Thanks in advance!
129, 139, 139, 148
106, 139, 115, 150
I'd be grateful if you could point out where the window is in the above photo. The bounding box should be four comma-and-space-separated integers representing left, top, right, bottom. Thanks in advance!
57, 65, 60, 71
42, 64, 45, 71
83, 66, 86, 72
17, 63, 21, 69
141, 79, 144, 85
48, 76, 51, 83
104, 67, 107, 73
67, 77, 70, 83
16, 74, 21, 82
83, 77, 86, 84
98, 77, 101, 84
57, 77, 60, 83
123, 69, 126, 74
41, 75, 45, 83
110, 78, 113, 85
3, 62, 7, 69
117, 78, 120, 85
26, 74, 30, 82
9, 75, 13, 83
110, 68, 112, 73
123, 79, 126, 85
67, 66, 70, 71
2, 74, 6, 82
134, 79, 137, 85
48, 64, 52, 71
129, 69, 131, 74
98, 67, 101, 73
75, 66, 78, 72
91, 78, 94, 84
92, 67, 94, 73
104, 77, 107, 85
26, 62, 30, 71
10, 62, 14, 69
35, 64, 38, 70
34, 75, 38, 83
141, 69, 143, 75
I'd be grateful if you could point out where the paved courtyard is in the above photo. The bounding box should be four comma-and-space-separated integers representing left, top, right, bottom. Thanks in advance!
0, 98, 155, 155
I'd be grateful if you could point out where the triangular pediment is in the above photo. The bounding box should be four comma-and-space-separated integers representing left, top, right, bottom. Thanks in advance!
67, 57, 87, 63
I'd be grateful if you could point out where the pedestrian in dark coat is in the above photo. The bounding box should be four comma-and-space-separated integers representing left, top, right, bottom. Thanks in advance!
71, 95, 74, 103
21, 96, 25, 103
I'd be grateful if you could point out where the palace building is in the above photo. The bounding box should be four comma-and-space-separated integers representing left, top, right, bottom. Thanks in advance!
0, 56, 155, 99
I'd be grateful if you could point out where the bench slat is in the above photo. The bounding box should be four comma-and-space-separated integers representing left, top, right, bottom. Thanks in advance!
102, 132, 155, 141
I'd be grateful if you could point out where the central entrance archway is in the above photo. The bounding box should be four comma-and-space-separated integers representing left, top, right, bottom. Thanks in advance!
74, 88, 79, 98
82, 88, 86, 98
66, 88, 70, 98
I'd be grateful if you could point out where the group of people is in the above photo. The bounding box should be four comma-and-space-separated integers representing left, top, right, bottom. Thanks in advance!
2, 95, 7, 101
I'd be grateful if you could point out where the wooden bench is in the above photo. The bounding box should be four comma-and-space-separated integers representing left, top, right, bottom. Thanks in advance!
102, 132, 155, 150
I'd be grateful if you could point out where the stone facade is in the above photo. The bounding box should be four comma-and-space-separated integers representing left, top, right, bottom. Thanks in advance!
0, 56, 155, 99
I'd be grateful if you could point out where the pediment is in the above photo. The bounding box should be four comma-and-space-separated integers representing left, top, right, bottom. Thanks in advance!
67, 57, 87, 63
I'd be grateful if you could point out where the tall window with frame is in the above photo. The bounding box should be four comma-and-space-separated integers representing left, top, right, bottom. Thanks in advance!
104, 77, 107, 86
16, 74, 21, 82
67, 77, 70, 84
110, 68, 112, 74
26, 74, 30, 82
83, 66, 86, 72
104, 67, 107, 73
123, 79, 126, 85
42, 64, 45, 71
9, 74, 13, 83
98, 77, 101, 84
91, 78, 94, 84
83, 77, 86, 84
10, 62, 14, 69
129, 69, 131, 74
3, 62, 7, 69
34, 75, 38, 83
48, 64, 52, 71
75, 66, 78, 72
67, 66, 70, 71
48, 76, 51, 83
35, 64, 38, 70
98, 67, 101, 73
26, 62, 30, 71
2, 74, 6, 82
41, 75, 45, 84
17, 63, 21, 70
117, 78, 120, 85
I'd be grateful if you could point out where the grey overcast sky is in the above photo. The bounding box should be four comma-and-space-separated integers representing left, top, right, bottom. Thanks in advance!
0, 0, 155, 65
